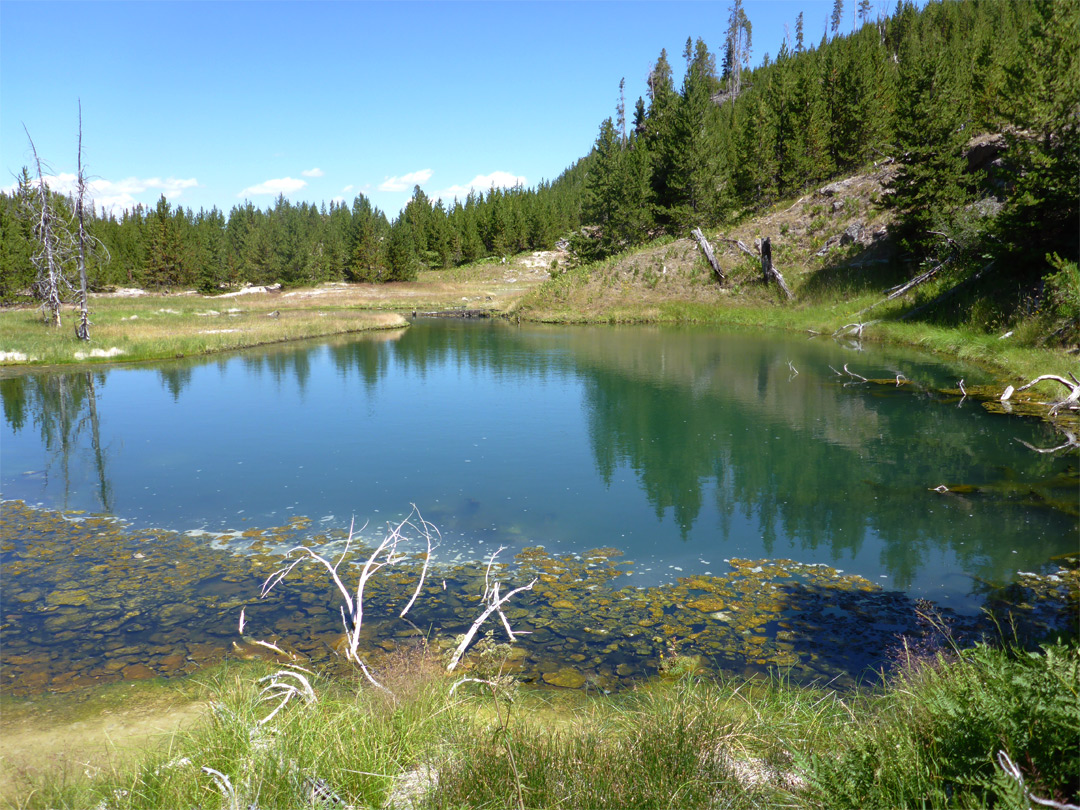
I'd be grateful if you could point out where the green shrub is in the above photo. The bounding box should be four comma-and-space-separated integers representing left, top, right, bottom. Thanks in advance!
1044, 253, 1080, 324
801, 641, 1080, 809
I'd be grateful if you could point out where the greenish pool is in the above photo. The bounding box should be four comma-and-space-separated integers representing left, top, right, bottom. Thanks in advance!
1, 321, 1075, 691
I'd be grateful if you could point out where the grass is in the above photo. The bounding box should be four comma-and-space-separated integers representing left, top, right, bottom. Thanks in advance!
0, 254, 555, 368
0, 294, 408, 367
6, 637, 1076, 810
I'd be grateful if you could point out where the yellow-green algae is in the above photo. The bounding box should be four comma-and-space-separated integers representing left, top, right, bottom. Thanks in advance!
2, 500, 1075, 697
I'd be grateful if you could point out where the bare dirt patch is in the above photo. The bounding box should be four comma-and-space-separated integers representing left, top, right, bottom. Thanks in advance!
0, 688, 207, 801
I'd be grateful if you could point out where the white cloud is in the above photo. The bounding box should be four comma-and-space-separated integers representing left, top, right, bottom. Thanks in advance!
3, 173, 199, 216
237, 177, 308, 197
301, 167, 324, 178
342, 184, 355, 193
378, 168, 433, 193
437, 170, 527, 201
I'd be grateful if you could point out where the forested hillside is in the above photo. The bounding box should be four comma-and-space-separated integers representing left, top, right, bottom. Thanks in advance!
2, 0, 1076, 340
577, 0, 1078, 334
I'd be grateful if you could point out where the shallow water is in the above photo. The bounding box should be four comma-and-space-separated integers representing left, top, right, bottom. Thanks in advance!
1, 321, 1076, 691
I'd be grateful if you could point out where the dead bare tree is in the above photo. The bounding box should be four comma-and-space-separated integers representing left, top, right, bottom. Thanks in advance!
22, 107, 106, 338
23, 128, 68, 328
757, 237, 794, 300
74, 102, 92, 341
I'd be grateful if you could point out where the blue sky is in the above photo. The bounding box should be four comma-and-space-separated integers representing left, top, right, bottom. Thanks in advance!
2, 1, 891, 219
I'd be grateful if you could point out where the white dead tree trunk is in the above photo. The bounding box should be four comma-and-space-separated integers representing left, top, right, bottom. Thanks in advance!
74, 102, 91, 341
24, 128, 68, 328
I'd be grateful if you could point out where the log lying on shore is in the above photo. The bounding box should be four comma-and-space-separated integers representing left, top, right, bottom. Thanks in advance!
691, 228, 725, 283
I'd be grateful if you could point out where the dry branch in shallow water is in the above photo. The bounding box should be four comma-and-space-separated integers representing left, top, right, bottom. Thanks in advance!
447, 546, 537, 672
1003, 374, 1080, 416
256, 505, 439, 694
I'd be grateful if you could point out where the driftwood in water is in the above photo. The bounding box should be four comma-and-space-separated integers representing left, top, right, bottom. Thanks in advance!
1005, 373, 1080, 416
691, 228, 725, 282
758, 237, 794, 300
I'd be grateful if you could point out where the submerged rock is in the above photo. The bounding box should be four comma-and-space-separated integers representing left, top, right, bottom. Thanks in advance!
542, 667, 587, 688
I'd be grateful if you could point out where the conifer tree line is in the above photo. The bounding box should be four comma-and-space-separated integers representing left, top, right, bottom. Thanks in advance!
1, 0, 1075, 304
0, 164, 585, 300
578, 0, 1078, 279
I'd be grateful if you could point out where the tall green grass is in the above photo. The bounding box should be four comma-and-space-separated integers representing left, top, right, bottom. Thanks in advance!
6, 641, 1077, 810
800, 641, 1080, 810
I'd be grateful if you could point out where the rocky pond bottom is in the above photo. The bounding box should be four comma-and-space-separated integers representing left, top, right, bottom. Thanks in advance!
2, 500, 1076, 697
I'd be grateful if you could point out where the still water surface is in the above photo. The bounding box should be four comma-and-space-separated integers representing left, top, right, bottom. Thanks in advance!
2, 319, 1074, 614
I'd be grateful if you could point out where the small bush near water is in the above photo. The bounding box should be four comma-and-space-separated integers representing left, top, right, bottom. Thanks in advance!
800, 640, 1079, 810
5, 640, 1076, 810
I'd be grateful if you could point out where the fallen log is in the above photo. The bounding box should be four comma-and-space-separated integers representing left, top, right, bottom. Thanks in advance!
690, 228, 725, 282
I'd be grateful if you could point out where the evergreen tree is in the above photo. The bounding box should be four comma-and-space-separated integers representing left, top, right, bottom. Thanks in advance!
347, 195, 385, 282
583, 118, 654, 253
386, 219, 419, 281
781, 53, 834, 191
994, 0, 1079, 264
858, 0, 873, 26
885, 23, 970, 256
830, 0, 845, 38
144, 195, 184, 288
734, 87, 779, 204
722, 0, 753, 100
0, 172, 37, 301
665, 39, 729, 228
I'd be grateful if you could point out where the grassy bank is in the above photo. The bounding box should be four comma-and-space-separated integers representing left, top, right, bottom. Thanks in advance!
0, 293, 408, 368
0, 254, 554, 368
511, 260, 1076, 387
6, 638, 1076, 810
508, 168, 1078, 390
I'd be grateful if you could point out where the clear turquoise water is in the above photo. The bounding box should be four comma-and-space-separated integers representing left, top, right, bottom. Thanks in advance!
2, 320, 1075, 612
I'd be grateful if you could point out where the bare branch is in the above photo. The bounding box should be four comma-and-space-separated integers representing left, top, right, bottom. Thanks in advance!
447, 556, 537, 673
1014, 374, 1080, 415
400, 508, 440, 618
843, 364, 868, 382
691, 228, 725, 282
